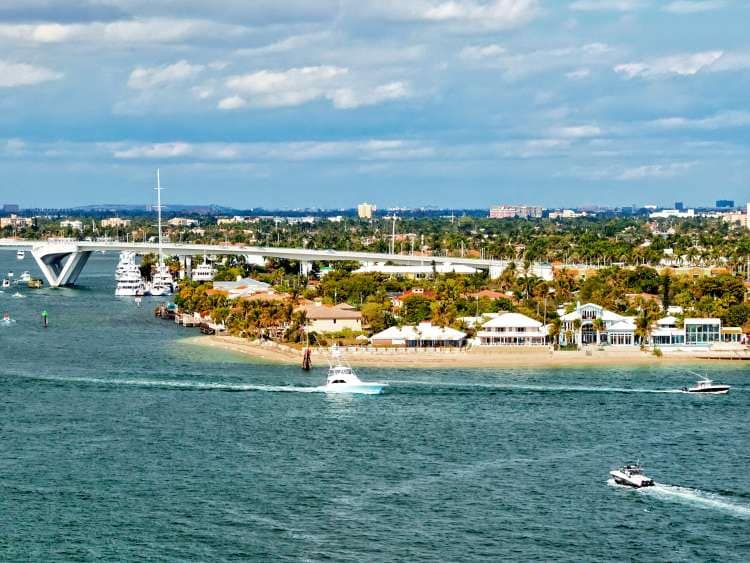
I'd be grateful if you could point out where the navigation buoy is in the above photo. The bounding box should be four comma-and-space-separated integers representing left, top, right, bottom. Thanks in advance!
302, 347, 312, 371
41, 310, 48, 328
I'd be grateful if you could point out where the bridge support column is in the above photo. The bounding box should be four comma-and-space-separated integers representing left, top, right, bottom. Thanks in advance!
31, 244, 92, 287
299, 261, 312, 276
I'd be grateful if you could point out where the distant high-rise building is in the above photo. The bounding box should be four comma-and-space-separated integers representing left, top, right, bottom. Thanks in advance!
357, 202, 376, 220
489, 205, 543, 219
674, 201, 684, 211
716, 199, 734, 208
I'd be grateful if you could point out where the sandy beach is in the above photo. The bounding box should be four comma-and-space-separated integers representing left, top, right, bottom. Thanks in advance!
182, 335, 741, 368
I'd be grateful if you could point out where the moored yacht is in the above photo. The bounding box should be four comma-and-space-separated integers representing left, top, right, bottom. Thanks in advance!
683, 376, 730, 395
610, 463, 654, 488
324, 348, 386, 395
149, 263, 174, 296
192, 257, 216, 282
115, 266, 146, 297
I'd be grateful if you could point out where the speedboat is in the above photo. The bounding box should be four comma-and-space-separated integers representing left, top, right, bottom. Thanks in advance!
683, 376, 730, 395
16, 249, 24, 260
1, 279, 9, 289
610, 463, 654, 488
19, 271, 31, 283
324, 349, 387, 395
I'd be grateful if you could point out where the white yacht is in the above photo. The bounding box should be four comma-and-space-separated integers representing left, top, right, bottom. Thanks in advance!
115, 251, 137, 282
323, 348, 386, 395
149, 263, 174, 296
16, 249, 24, 261
115, 266, 146, 297
683, 376, 730, 395
610, 463, 654, 488
192, 257, 216, 282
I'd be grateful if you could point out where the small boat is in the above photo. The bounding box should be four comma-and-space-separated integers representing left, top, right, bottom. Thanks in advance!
683, 376, 730, 395
27, 278, 43, 289
19, 271, 31, 282
610, 463, 654, 488
1, 279, 9, 289
324, 348, 386, 395
16, 249, 25, 260
1, 312, 15, 325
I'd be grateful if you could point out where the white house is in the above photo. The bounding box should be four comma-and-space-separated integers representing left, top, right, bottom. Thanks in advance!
560, 303, 635, 346
370, 322, 467, 347
476, 313, 548, 346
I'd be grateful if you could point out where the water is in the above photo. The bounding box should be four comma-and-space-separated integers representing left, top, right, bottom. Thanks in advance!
1, 252, 749, 561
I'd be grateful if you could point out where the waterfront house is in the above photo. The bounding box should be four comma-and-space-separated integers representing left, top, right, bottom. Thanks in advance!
649, 317, 743, 348
370, 322, 467, 348
476, 313, 548, 346
559, 303, 635, 346
213, 277, 271, 299
297, 302, 363, 333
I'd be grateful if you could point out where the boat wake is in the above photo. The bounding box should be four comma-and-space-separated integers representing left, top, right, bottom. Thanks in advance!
390, 381, 682, 394
608, 479, 750, 518
19, 374, 332, 394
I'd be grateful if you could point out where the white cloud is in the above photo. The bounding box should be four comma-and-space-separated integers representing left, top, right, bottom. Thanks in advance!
0, 18, 248, 45
569, 0, 646, 11
565, 68, 590, 79
459, 44, 505, 60
113, 142, 193, 159
649, 111, 750, 130
226, 65, 347, 108
127, 60, 204, 90
617, 161, 695, 180
372, 0, 538, 29
0, 59, 62, 87
329, 82, 409, 109
662, 1, 726, 13
614, 50, 723, 78
217, 95, 247, 110
549, 124, 602, 138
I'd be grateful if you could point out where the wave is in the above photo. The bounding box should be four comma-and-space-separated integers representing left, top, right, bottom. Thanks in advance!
609, 479, 750, 518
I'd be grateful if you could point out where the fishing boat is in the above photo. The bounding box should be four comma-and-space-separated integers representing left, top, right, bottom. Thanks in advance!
610, 462, 654, 488
323, 348, 386, 395
682, 375, 730, 395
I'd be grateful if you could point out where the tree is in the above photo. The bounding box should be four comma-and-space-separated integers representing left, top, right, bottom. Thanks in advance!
548, 318, 561, 349
402, 295, 434, 324
430, 300, 457, 327
361, 302, 389, 333
593, 317, 605, 345
661, 274, 672, 311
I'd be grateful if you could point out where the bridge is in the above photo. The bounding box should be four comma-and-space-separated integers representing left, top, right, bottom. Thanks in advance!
0, 239, 507, 288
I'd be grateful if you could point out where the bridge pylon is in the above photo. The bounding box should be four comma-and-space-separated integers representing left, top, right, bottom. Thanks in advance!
31, 243, 92, 288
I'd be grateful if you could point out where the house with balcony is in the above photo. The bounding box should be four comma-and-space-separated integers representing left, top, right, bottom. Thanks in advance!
559, 303, 635, 346
476, 313, 548, 346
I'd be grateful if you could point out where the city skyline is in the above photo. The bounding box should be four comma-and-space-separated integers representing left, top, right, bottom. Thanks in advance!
1, 1, 750, 207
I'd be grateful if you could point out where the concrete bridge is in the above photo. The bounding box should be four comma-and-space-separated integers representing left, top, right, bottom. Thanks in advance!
0, 239, 508, 288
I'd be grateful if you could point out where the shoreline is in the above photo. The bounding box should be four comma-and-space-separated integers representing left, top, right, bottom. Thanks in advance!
181, 335, 740, 369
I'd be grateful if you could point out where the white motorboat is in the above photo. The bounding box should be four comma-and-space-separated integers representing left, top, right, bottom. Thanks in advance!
1, 279, 9, 289
16, 249, 24, 260
115, 267, 146, 297
610, 463, 654, 488
323, 348, 386, 395
192, 257, 216, 282
19, 271, 31, 283
683, 376, 730, 395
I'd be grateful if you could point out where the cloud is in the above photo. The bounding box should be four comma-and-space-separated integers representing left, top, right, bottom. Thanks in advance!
113, 142, 193, 159
549, 124, 602, 138
459, 44, 505, 60
217, 95, 247, 110
225, 65, 347, 107
371, 0, 538, 29
662, 1, 726, 13
617, 161, 695, 180
0, 18, 249, 45
649, 111, 750, 130
569, 0, 646, 11
329, 82, 409, 109
0, 59, 62, 87
127, 60, 204, 89
614, 50, 723, 78
565, 68, 590, 79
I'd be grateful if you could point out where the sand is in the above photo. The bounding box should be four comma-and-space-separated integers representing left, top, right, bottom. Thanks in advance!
182, 335, 735, 369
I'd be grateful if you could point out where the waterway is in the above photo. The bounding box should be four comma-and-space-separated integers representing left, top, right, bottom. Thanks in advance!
1, 251, 749, 561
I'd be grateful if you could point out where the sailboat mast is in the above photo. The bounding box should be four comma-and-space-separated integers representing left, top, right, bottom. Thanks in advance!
156, 168, 163, 265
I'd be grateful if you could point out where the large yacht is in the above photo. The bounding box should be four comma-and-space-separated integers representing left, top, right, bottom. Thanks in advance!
192, 257, 216, 282
115, 266, 146, 296
148, 169, 174, 297
115, 251, 137, 282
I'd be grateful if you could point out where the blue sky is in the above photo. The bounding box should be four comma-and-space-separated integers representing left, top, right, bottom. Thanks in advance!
1, 0, 749, 209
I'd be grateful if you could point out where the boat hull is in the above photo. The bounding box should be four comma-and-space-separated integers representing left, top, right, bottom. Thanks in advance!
609, 471, 654, 488
323, 383, 387, 395
685, 387, 730, 395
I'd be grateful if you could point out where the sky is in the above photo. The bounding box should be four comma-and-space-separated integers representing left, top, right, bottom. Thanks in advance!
1, 0, 749, 209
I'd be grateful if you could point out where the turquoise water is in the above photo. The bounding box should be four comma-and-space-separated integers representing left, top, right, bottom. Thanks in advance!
1, 252, 749, 561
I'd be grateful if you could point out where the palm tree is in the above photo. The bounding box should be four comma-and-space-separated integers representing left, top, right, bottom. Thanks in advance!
548, 318, 561, 349
593, 317, 605, 346
573, 318, 582, 348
